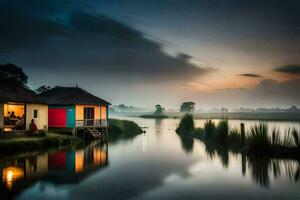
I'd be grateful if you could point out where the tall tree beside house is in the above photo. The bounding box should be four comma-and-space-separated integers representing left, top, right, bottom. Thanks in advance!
154, 104, 165, 115
180, 102, 195, 112
35, 85, 52, 94
0, 63, 28, 86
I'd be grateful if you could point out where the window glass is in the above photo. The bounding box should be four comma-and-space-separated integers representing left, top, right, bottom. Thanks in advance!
34, 110, 38, 118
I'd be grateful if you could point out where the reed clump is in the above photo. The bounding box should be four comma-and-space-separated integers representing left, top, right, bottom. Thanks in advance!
176, 116, 300, 159
176, 114, 195, 136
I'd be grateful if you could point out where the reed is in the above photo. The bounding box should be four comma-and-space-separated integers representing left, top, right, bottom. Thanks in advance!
246, 123, 272, 155
215, 120, 229, 142
271, 128, 282, 146
175, 114, 195, 136
203, 119, 216, 140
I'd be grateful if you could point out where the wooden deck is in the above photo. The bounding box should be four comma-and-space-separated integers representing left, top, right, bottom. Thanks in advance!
75, 119, 108, 128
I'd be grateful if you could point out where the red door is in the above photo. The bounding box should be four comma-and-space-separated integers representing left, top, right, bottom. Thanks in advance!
48, 108, 67, 127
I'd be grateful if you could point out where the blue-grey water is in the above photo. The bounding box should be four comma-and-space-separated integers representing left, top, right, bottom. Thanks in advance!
1, 118, 300, 200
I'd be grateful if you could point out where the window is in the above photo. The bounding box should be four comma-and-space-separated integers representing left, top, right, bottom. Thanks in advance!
34, 110, 38, 118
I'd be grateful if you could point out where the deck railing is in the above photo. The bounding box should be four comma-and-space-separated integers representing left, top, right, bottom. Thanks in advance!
76, 119, 108, 127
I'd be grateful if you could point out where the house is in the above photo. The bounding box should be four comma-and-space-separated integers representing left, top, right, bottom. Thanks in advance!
0, 83, 48, 133
40, 86, 111, 137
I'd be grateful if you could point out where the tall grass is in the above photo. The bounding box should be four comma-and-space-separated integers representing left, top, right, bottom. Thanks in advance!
271, 128, 281, 146
176, 114, 194, 135
247, 123, 272, 155
228, 128, 242, 149
283, 128, 300, 148
215, 120, 229, 142
203, 119, 216, 140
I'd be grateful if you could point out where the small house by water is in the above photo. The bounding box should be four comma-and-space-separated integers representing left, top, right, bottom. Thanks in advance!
41, 86, 111, 137
0, 83, 48, 133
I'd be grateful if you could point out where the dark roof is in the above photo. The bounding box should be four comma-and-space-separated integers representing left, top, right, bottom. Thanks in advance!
0, 82, 46, 104
40, 86, 111, 105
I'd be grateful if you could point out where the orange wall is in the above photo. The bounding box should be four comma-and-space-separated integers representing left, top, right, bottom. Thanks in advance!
76, 105, 101, 120
101, 106, 107, 119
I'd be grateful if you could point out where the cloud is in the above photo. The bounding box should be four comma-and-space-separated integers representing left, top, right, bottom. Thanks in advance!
0, 2, 212, 83
238, 73, 262, 78
189, 78, 300, 108
274, 64, 300, 75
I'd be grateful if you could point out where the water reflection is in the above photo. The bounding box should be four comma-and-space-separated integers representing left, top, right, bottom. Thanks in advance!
0, 142, 108, 198
0, 118, 299, 200
178, 132, 300, 188
178, 136, 194, 154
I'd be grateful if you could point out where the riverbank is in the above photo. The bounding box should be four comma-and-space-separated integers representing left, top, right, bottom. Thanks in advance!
139, 114, 168, 119
0, 119, 143, 156
108, 118, 144, 142
0, 133, 83, 156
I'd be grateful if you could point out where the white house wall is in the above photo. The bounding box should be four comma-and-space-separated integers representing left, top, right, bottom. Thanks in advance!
26, 104, 48, 130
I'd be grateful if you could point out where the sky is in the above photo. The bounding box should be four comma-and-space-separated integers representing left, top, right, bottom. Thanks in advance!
0, 0, 300, 109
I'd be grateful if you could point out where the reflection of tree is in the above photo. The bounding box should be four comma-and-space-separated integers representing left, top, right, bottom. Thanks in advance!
178, 136, 194, 154
247, 157, 271, 187
154, 119, 163, 135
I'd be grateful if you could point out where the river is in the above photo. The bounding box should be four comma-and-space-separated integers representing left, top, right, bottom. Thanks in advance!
1, 118, 300, 199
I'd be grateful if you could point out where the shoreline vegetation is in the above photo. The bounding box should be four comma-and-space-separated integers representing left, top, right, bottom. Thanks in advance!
176, 114, 300, 160
139, 104, 168, 119
108, 118, 143, 142
0, 133, 83, 156
0, 118, 143, 156
139, 113, 168, 119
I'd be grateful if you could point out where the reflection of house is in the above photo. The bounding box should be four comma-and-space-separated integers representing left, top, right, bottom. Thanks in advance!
0, 153, 49, 193
0, 143, 108, 197
40, 86, 110, 137
46, 143, 108, 183
0, 84, 48, 133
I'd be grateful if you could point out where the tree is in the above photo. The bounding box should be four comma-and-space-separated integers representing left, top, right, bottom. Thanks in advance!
0, 63, 28, 85
35, 85, 52, 94
154, 104, 165, 115
180, 102, 195, 112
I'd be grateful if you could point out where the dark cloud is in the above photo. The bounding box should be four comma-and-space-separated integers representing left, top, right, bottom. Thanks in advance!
0, 2, 211, 83
239, 73, 261, 78
274, 64, 300, 75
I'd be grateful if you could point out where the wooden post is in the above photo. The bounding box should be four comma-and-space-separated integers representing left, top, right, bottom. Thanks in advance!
241, 123, 245, 146
242, 153, 246, 176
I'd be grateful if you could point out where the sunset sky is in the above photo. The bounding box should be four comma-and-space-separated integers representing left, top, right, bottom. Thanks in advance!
0, 0, 299, 109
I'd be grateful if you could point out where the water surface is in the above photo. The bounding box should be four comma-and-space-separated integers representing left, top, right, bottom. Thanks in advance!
1, 118, 300, 200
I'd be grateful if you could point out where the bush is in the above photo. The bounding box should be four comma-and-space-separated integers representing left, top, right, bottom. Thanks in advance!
176, 114, 194, 136
194, 128, 205, 139
108, 119, 143, 136
247, 123, 272, 155
203, 119, 216, 140
228, 128, 242, 149
215, 120, 229, 142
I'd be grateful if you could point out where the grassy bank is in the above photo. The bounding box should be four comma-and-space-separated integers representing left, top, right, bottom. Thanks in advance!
139, 114, 168, 119
176, 114, 300, 159
0, 133, 83, 156
108, 119, 143, 142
